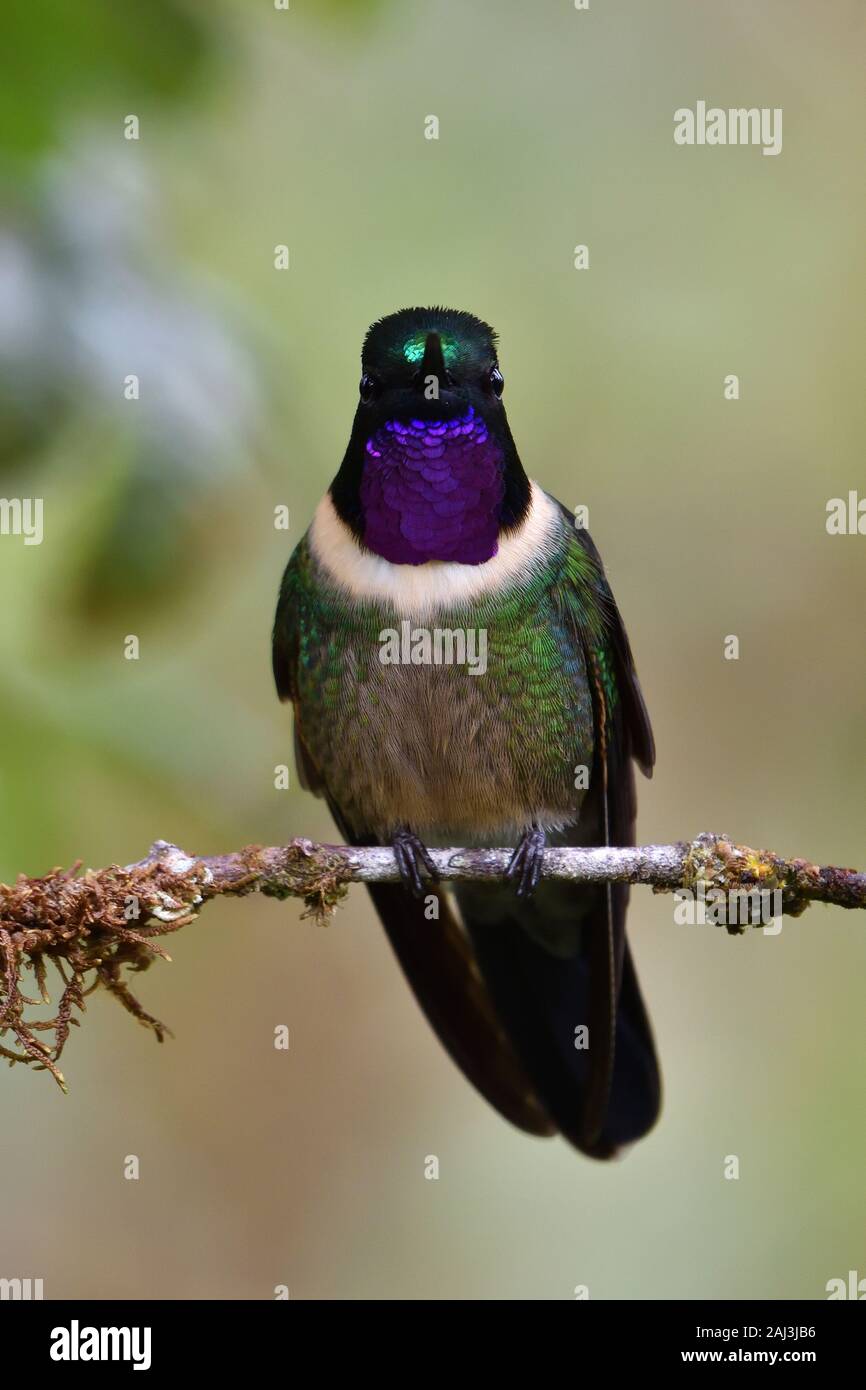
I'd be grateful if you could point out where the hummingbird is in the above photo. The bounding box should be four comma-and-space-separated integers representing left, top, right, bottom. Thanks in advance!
273, 307, 660, 1157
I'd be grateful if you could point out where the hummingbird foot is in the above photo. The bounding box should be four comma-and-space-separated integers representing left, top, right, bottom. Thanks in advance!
506, 824, 546, 900
392, 827, 439, 899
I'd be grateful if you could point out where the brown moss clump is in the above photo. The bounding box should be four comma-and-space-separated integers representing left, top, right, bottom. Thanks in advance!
0, 839, 353, 1089
253, 839, 352, 924
0, 859, 209, 1090
681, 833, 812, 927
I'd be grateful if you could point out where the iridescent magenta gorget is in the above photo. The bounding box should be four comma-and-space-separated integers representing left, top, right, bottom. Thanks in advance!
360, 406, 505, 565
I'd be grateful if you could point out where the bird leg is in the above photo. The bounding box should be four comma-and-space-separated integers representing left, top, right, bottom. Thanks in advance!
392, 826, 439, 899
506, 824, 546, 900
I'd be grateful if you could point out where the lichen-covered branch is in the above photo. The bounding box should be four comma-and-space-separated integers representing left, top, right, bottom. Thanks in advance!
1, 833, 863, 1089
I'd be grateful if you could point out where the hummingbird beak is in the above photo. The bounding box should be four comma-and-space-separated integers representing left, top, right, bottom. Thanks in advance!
416, 332, 449, 392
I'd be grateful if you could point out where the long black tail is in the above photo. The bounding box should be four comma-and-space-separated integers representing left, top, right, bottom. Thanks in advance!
455, 872, 661, 1158
332, 798, 660, 1158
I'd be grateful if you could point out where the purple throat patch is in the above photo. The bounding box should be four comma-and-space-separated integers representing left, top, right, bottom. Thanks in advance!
360, 406, 504, 565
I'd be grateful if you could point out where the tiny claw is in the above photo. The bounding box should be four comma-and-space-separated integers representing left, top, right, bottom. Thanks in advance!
506, 825, 546, 900
392, 828, 439, 899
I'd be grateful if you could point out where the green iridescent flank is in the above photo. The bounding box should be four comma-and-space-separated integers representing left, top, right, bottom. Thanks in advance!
593, 644, 619, 713
559, 541, 607, 644
403, 332, 459, 365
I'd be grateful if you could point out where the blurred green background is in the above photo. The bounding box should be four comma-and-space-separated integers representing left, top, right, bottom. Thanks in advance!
1, 0, 864, 1300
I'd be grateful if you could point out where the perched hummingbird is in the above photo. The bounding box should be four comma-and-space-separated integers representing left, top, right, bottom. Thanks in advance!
273, 308, 660, 1157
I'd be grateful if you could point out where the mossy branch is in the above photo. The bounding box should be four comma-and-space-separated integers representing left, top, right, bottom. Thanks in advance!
1, 833, 863, 1090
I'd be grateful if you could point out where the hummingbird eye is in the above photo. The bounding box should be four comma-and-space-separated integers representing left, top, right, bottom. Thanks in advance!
359, 373, 379, 403
489, 366, 504, 397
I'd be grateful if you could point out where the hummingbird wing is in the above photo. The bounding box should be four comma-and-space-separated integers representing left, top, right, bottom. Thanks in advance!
272, 551, 555, 1138
454, 498, 661, 1157
557, 501, 660, 1151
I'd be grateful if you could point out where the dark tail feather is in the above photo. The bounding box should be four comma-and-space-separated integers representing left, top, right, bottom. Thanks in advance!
321, 794, 553, 1137
458, 880, 661, 1159
324, 797, 659, 1156
367, 882, 555, 1137
603, 937, 661, 1151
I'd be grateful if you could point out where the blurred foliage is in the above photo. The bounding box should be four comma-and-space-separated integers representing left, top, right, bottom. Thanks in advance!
0, 0, 213, 162
0, 150, 264, 616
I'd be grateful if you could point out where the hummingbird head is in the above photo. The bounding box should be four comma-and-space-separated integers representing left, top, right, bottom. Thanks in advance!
357, 306, 504, 428
330, 307, 530, 565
